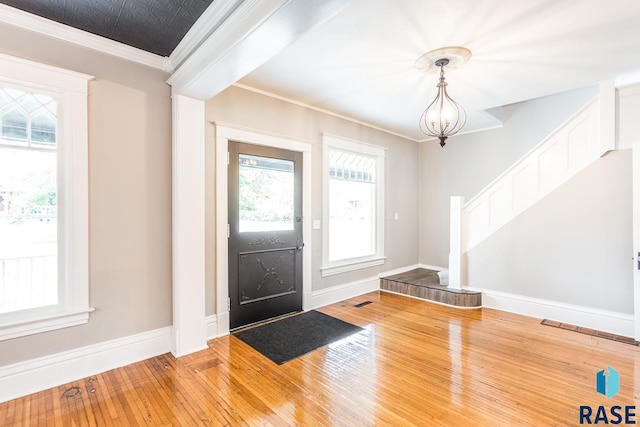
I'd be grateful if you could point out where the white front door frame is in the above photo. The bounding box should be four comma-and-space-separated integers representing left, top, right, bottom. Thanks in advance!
632, 140, 640, 342
214, 122, 313, 336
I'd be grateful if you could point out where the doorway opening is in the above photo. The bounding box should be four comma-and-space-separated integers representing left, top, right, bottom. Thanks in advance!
228, 141, 303, 329
214, 123, 312, 336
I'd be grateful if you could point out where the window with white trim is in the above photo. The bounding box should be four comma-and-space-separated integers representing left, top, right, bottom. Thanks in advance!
322, 134, 385, 276
0, 53, 92, 341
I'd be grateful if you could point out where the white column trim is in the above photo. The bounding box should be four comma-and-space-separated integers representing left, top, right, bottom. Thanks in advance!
172, 95, 208, 357
632, 140, 640, 341
215, 131, 230, 335
599, 79, 616, 153
448, 196, 464, 289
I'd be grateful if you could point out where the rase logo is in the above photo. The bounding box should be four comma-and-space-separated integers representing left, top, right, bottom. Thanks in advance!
579, 366, 636, 425
596, 366, 620, 398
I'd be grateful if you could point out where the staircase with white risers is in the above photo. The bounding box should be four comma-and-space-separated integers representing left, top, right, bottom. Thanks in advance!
448, 82, 616, 289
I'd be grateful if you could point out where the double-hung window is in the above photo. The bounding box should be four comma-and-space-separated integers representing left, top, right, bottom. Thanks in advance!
322, 134, 385, 276
0, 53, 92, 340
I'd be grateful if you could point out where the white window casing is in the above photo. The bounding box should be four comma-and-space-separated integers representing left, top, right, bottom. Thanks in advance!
321, 133, 386, 277
0, 53, 93, 341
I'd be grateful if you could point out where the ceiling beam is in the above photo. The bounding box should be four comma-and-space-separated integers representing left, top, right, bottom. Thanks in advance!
167, 0, 352, 100
168, 0, 246, 71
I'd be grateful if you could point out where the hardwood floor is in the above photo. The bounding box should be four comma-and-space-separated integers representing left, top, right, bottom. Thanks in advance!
1, 291, 638, 426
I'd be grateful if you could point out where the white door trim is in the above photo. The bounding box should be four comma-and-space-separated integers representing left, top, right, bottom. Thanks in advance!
632, 140, 640, 341
214, 122, 312, 336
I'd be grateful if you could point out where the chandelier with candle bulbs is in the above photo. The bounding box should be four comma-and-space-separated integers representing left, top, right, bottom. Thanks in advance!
416, 47, 471, 147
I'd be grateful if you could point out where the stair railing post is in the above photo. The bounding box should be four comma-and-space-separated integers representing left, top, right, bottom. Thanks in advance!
449, 196, 465, 289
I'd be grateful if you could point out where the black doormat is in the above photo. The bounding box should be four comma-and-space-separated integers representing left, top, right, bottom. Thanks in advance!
233, 310, 364, 365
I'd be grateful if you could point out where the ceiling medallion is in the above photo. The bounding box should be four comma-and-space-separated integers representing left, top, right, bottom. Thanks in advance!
416, 46, 471, 147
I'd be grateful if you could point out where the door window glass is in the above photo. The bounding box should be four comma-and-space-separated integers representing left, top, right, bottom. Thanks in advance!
238, 154, 294, 232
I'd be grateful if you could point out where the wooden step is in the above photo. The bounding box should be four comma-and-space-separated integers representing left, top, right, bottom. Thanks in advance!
380, 268, 481, 308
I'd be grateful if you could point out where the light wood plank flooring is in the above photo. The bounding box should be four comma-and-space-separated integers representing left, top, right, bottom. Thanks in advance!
1, 291, 638, 426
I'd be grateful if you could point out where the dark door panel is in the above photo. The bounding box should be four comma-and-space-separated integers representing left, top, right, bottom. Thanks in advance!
238, 247, 297, 304
228, 141, 303, 329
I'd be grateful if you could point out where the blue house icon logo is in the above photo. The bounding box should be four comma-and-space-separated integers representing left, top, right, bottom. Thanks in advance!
579, 367, 635, 424
596, 366, 619, 398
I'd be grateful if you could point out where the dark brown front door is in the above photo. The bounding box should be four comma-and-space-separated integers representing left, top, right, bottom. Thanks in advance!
228, 141, 303, 330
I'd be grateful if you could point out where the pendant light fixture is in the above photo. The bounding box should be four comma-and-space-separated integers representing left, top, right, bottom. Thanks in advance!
416, 47, 471, 147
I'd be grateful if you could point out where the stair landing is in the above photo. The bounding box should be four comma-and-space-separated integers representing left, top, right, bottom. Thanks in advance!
380, 268, 481, 308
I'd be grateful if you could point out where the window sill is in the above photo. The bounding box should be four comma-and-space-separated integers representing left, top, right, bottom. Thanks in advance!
321, 256, 386, 277
0, 307, 95, 341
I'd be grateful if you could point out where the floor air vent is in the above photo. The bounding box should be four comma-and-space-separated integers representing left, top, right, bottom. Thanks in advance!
354, 301, 372, 308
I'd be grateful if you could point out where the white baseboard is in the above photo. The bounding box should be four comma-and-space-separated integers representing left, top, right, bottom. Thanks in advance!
205, 315, 218, 341
310, 264, 425, 309
311, 276, 379, 309
0, 326, 172, 403
303, 291, 313, 311
378, 263, 422, 277
475, 288, 635, 337
416, 263, 448, 272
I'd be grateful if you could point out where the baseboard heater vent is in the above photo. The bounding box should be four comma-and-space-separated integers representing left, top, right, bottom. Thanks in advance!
540, 319, 638, 346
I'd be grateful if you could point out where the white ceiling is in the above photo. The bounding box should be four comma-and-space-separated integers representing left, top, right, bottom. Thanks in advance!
237, 0, 640, 141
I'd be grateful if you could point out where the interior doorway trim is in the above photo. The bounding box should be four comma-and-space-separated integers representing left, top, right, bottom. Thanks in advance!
633, 139, 640, 342
214, 122, 312, 336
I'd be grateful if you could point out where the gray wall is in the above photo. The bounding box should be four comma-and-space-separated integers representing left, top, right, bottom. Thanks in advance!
205, 86, 420, 313
418, 86, 599, 266
0, 23, 173, 365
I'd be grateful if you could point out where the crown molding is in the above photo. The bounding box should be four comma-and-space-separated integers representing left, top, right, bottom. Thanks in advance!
167, 0, 282, 96
0, 3, 170, 72
169, 0, 245, 69
233, 83, 420, 142
0, 52, 93, 93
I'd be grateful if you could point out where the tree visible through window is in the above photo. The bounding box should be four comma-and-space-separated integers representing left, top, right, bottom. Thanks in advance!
0, 87, 58, 314
238, 154, 294, 233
